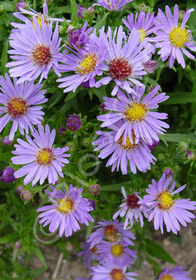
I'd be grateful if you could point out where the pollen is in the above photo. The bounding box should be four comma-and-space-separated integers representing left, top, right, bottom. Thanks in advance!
110, 268, 125, 280
109, 57, 132, 80
76, 53, 97, 75
32, 14, 50, 28
138, 28, 146, 42
127, 193, 140, 209
104, 224, 118, 242
125, 102, 147, 122
7, 97, 28, 118
111, 243, 124, 257
36, 148, 53, 166
57, 197, 74, 214
169, 26, 189, 48
160, 274, 174, 280
118, 132, 138, 151
31, 43, 52, 67
157, 191, 174, 210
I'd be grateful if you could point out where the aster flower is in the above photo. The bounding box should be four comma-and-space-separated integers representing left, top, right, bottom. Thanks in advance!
143, 173, 196, 234
0, 167, 16, 183
57, 29, 107, 93
68, 22, 92, 50
95, 26, 153, 96
155, 5, 196, 68
122, 11, 157, 50
97, 241, 137, 267
113, 187, 149, 228
37, 185, 94, 237
78, 241, 101, 268
11, 124, 70, 186
0, 74, 47, 140
91, 258, 138, 280
93, 122, 156, 174
7, 15, 62, 83
157, 266, 191, 280
95, 0, 133, 11
66, 114, 82, 131
97, 86, 169, 145
87, 219, 136, 249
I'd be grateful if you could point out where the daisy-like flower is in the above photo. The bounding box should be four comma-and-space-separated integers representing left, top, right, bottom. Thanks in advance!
97, 241, 137, 267
97, 86, 169, 145
87, 219, 136, 249
113, 187, 149, 228
95, 26, 153, 96
143, 173, 196, 234
57, 30, 107, 93
91, 258, 138, 280
122, 11, 157, 50
78, 241, 101, 268
11, 124, 70, 186
95, 0, 133, 11
37, 185, 94, 237
0, 74, 47, 140
157, 266, 191, 280
93, 122, 156, 174
6, 15, 62, 83
68, 22, 92, 50
155, 5, 196, 68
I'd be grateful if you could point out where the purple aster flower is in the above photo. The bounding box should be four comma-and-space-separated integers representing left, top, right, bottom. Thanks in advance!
66, 114, 82, 131
37, 185, 94, 237
93, 122, 156, 174
90, 184, 100, 195
68, 22, 92, 49
0, 167, 16, 183
95, 26, 153, 96
122, 11, 157, 50
0, 74, 47, 141
16, 0, 26, 12
143, 173, 196, 234
11, 124, 70, 186
2, 137, 12, 145
88, 199, 96, 210
57, 29, 107, 93
97, 86, 169, 145
95, 0, 133, 11
91, 258, 138, 280
157, 266, 191, 280
113, 187, 149, 228
97, 241, 137, 267
7, 15, 62, 83
155, 5, 196, 68
147, 139, 160, 149
87, 219, 136, 249
78, 241, 100, 268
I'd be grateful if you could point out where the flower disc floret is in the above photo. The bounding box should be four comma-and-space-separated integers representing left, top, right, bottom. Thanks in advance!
109, 58, 132, 81
157, 191, 174, 210
125, 102, 147, 122
160, 275, 173, 280
57, 197, 75, 213
169, 26, 189, 48
157, 266, 191, 280
110, 268, 125, 280
111, 243, 124, 257
36, 148, 54, 166
7, 97, 27, 117
76, 53, 98, 75
127, 194, 140, 209
31, 43, 52, 67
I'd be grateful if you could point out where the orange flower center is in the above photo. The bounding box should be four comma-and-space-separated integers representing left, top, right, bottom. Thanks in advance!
160, 274, 174, 280
118, 132, 138, 151
36, 148, 53, 166
110, 268, 125, 280
157, 191, 174, 210
57, 197, 75, 214
31, 43, 52, 67
7, 97, 28, 118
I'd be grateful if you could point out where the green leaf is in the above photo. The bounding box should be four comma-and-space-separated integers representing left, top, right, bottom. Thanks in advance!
33, 247, 47, 268
64, 90, 78, 102
163, 92, 196, 104
163, 133, 196, 142
145, 239, 175, 263
0, 258, 6, 271
1, 39, 8, 75
0, 233, 19, 244
94, 12, 109, 31
70, 0, 78, 24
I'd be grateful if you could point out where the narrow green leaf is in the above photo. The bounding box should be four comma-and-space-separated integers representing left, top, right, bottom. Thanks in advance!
163, 133, 196, 142
0, 233, 19, 244
33, 247, 47, 268
1, 40, 8, 75
70, 0, 78, 24
64, 90, 78, 102
163, 92, 196, 104
145, 239, 175, 263
94, 12, 109, 31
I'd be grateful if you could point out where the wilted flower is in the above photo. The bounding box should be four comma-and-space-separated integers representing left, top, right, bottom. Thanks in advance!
66, 115, 82, 131
163, 168, 174, 178
58, 126, 67, 135
186, 150, 194, 160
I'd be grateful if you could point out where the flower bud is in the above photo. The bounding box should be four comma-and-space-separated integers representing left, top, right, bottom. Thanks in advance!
66, 115, 82, 131
0, 167, 15, 183
2, 136, 12, 145
90, 184, 100, 195
88, 199, 95, 210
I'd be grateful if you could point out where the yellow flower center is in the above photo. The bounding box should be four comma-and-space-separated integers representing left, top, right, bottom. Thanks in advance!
157, 191, 174, 210
125, 102, 147, 122
7, 97, 28, 118
110, 268, 125, 280
76, 53, 97, 75
118, 132, 138, 151
160, 274, 174, 280
111, 243, 124, 257
57, 197, 74, 214
36, 148, 53, 166
32, 14, 50, 28
169, 26, 189, 48
138, 28, 146, 42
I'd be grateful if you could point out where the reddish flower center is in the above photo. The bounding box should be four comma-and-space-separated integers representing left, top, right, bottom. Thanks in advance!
57, 197, 74, 214
109, 57, 132, 80
36, 148, 54, 166
103, 224, 119, 242
126, 194, 140, 209
7, 97, 28, 118
31, 43, 52, 67
110, 268, 125, 280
